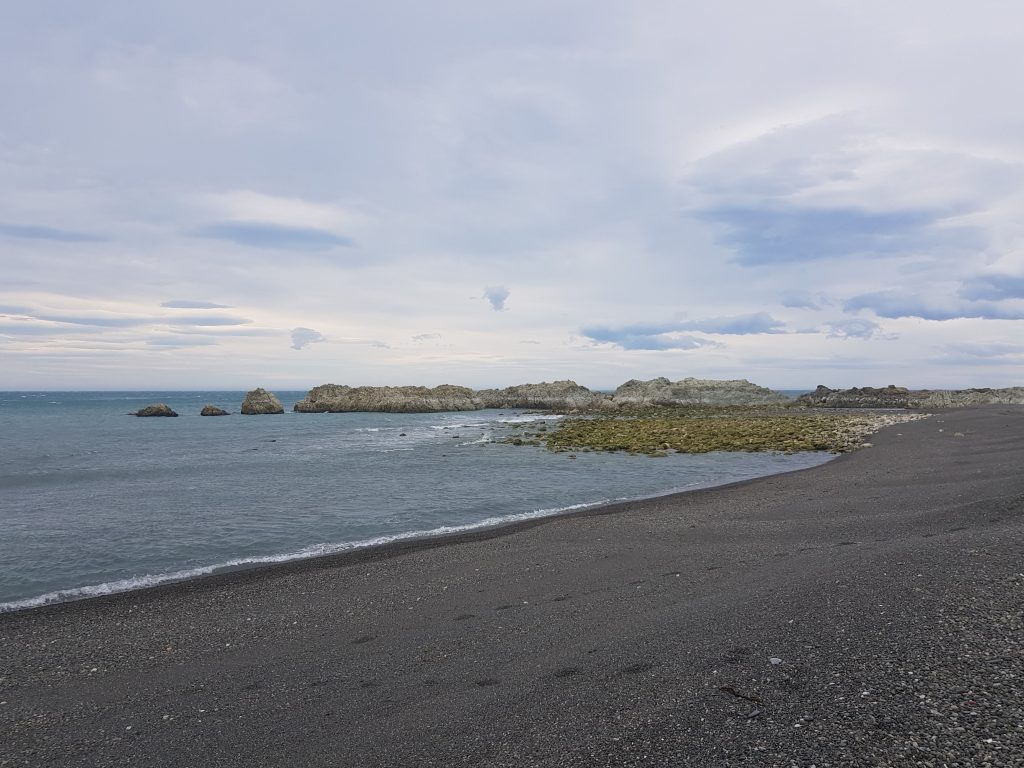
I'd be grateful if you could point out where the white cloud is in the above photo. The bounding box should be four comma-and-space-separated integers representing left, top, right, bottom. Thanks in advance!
1, 2, 1023, 389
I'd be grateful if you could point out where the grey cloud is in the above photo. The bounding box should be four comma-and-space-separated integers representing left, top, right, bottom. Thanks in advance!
957, 274, 1024, 301
699, 205, 983, 267
412, 333, 441, 342
844, 292, 1024, 321
581, 312, 786, 351
781, 291, 823, 310
146, 336, 219, 347
484, 286, 510, 311
824, 318, 884, 340
943, 342, 1024, 358
291, 327, 326, 350
0, 223, 108, 242
161, 299, 233, 309
191, 222, 354, 250
2, 307, 252, 329
582, 327, 717, 351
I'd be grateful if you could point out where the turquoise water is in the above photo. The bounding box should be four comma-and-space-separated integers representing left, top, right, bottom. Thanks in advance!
0, 391, 830, 611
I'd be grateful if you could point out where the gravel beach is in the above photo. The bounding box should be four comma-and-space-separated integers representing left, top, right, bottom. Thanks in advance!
2, 406, 1022, 767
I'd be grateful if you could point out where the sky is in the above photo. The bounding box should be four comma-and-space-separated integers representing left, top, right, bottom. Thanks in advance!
1, 1, 1023, 391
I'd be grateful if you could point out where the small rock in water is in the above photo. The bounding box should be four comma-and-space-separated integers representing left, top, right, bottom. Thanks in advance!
200, 405, 229, 416
135, 403, 178, 417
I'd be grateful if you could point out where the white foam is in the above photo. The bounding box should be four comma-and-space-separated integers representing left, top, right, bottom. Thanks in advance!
0, 500, 606, 613
497, 415, 564, 424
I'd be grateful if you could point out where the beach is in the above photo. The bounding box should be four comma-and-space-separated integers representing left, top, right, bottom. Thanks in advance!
2, 406, 1022, 766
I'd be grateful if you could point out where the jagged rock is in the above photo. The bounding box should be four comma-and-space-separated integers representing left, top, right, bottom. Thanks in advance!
611, 377, 790, 407
294, 384, 481, 413
241, 388, 284, 415
200, 405, 229, 416
796, 384, 917, 408
477, 381, 606, 410
795, 385, 1024, 409
135, 403, 178, 417
916, 387, 1024, 408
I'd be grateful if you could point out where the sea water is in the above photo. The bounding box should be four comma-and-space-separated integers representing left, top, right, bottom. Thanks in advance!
0, 391, 830, 611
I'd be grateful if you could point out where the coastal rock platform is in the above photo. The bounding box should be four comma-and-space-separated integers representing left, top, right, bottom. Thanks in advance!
3, 407, 1023, 766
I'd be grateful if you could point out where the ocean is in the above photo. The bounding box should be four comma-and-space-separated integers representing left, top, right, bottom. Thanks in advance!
0, 391, 830, 611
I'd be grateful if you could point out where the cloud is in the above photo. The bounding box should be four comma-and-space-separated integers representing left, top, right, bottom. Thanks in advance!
0, 306, 252, 330
0, 223, 107, 243
844, 292, 1024, 321
580, 312, 786, 351
781, 291, 823, 310
146, 336, 219, 347
957, 274, 1024, 301
484, 286, 510, 311
161, 299, 232, 309
699, 205, 983, 266
190, 222, 354, 250
581, 327, 717, 351
290, 327, 326, 350
824, 318, 884, 340
943, 342, 1024, 358
412, 333, 441, 342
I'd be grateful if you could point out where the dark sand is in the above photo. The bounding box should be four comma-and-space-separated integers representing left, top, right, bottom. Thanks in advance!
2, 407, 1023, 767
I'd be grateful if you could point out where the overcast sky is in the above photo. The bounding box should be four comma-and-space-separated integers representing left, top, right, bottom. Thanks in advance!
2, 1, 1022, 390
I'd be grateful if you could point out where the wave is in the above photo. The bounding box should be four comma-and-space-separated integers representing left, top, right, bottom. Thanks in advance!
497, 415, 564, 424
0, 500, 606, 614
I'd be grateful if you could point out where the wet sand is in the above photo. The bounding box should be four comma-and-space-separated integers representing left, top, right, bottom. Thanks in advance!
2, 407, 1023, 767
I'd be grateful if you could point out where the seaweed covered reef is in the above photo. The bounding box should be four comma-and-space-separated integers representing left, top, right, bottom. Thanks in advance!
504, 408, 927, 456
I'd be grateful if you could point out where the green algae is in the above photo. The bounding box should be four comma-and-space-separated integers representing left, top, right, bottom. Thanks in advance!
504, 409, 917, 455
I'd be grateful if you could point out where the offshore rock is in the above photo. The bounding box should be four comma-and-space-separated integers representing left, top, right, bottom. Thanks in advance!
294, 384, 481, 413
200, 405, 230, 416
477, 381, 606, 411
241, 388, 285, 415
611, 377, 790, 407
796, 385, 1024, 409
135, 403, 178, 417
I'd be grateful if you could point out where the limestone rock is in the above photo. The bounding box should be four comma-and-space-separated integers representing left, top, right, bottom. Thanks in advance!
200, 405, 230, 416
477, 380, 606, 410
611, 377, 790, 407
135, 403, 178, 417
241, 388, 285, 415
294, 384, 481, 413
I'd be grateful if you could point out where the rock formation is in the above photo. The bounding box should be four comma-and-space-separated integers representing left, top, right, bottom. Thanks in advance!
796, 385, 917, 408
241, 388, 285, 415
611, 377, 790, 407
135, 403, 178, 417
796, 385, 1024, 409
477, 380, 605, 411
293, 384, 481, 413
200, 405, 230, 416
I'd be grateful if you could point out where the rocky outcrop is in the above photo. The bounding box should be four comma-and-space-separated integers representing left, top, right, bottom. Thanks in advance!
611, 377, 790, 407
796, 385, 918, 408
241, 388, 284, 415
135, 403, 178, 417
796, 385, 1024, 409
293, 384, 481, 413
200, 405, 230, 416
477, 380, 606, 411
916, 387, 1024, 408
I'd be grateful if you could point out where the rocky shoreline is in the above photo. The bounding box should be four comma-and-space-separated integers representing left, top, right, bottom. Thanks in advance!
131, 378, 1024, 419
5, 407, 1022, 766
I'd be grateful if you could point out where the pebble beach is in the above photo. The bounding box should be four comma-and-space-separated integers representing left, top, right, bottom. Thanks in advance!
2, 406, 1022, 767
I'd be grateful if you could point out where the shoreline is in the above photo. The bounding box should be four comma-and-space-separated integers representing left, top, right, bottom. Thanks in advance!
4, 405, 1022, 766
2, 450, 839, 617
